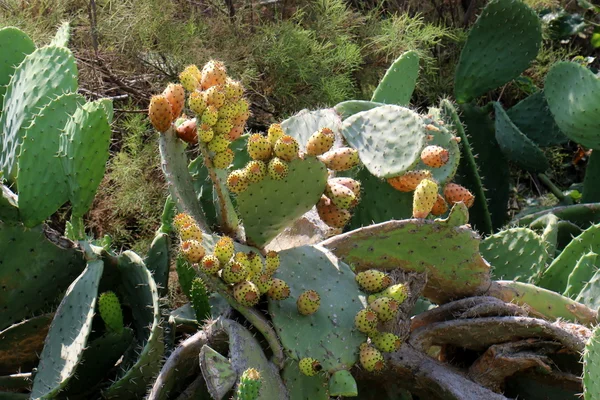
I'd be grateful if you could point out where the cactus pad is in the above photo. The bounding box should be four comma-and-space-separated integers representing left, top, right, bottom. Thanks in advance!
50, 22, 70, 47
454, 0, 541, 102
0, 27, 35, 113
583, 325, 600, 399
575, 269, 600, 309
0, 313, 52, 375
268, 245, 367, 372
280, 109, 342, 153
236, 158, 327, 248
328, 370, 358, 397
199, 345, 237, 400
282, 360, 329, 400
144, 232, 171, 297
334, 100, 384, 120
371, 51, 419, 106
564, 252, 599, 298
341, 105, 425, 178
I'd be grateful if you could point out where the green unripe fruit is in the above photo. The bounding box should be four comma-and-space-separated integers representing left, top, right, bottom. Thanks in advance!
213, 149, 234, 169
98, 291, 124, 334
215, 236, 235, 264
233, 281, 261, 307
236, 368, 262, 400
356, 270, 392, 293
265, 251, 280, 275
198, 123, 214, 143
267, 278, 290, 300
298, 357, 322, 377
213, 118, 233, 135
369, 297, 399, 322
368, 284, 409, 305
371, 332, 402, 353
222, 261, 248, 284
247, 252, 264, 280
359, 343, 385, 372
355, 308, 378, 334
201, 105, 219, 126
253, 273, 273, 295
297, 290, 320, 315
189, 91, 207, 115
190, 278, 211, 323
207, 134, 231, 153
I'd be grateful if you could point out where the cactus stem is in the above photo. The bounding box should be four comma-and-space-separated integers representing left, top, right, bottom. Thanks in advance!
537, 173, 567, 202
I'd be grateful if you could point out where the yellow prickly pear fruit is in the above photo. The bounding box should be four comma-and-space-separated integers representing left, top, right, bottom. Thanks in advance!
247, 134, 272, 160
412, 178, 438, 219
316, 195, 351, 229
231, 110, 250, 126
180, 240, 205, 263
203, 85, 226, 108
163, 83, 185, 119
325, 182, 357, 210
444, 183, 475, 208
189, 91, 207, 115
224, 78, 244, 100
371, 332, 402, 353
359, 343, 385, 372
421, 145, 449, 168
430, 194, 448, 216
265, 251, 280, 275
253, 273, 273, 295
369, 297, 399, 322
179, 223, 203, 242
306, 127, 335, 156
179, 64, 201, 91
213, 119, 234, 136
200, 255, 221, 275
226, 169, 249, 194
207, 134, 231, 153
299, 358, 322, 377
296, 290, 320, 315
222, 261, 248, 284
318, 147, 360, 171
198, 123, 214, 143
355, 270, 392, 293
268, 157, 289, 180
149, 94, 173, 133
267, 123, 285, 145
267, 278, 290, 300
201, 59, 227, 89
235, 98, 250, 115
327, 177, 361, 198
173, 213, 194, 231
213, 149, 235, 169
387, 170, 432, 192
233, 281, 261, 307
273, 135, 299, 162
247, 252, 264, 280
218, 102, 237, 120
244, 160, 267, 183
214, 236, 235, 264
354, 308, 378, 334
201, 105, 219, 126
368, 284, 409, 305
228, 125, 244, 141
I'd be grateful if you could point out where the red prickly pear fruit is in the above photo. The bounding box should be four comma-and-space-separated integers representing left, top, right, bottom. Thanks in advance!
163, 83, 185, 119
228, 125, 244, 141
306, 127, 335, 156
203, 85, 226, 108
371, 332, 402, 353
224, 78, 244, 100
368, 284, 409, 305
325, 182, 357, 210
176, 118, 198, 144
354, 308, 378, 334
316, 195, 351, 229
253, 273, 273, 295
268, 157, 289, 180
247, 133, 272, 160
149, 95, 173, 133
215, 236, 235, 264
213, 149, 235, 169
274, 135, 299, 162
328, 177, 361, 197
299, 357, 322, 377
318, 147, 360, 171
244, 160, 267, 183
296, 290, 320, 315
179, 223, 203, 242
420, 145, 449, 168
189, 91, 207, 115
198, 123, 214, 143
180, 240, 205, 263
200, 255, 221, 274
430, 194, 448, 216
233, 281, 261, 307
355, 270, 392, 293
173, 213, 194, 231
267, 278, 290, 300
444, 183, 474, 208
387, 170, 432, 192
265, 251, 280, 275
369, 297, 399, 322
200, 59, 227, 89
267, 123, 285, 145
412, 178, 438, 219
222, 261, 248, 284
226, 169, 249, 194
359, 343, 385, 372
179, 65, 201, 92
207, 134, 231, 153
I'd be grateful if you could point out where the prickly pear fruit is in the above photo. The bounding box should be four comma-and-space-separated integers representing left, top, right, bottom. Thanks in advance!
420, 145, 449, 168
200, 255, 221, 275
207, 134, 230, 153
203, 85, 226, 108
215, 236, 235, 264
201, 105, 219, 126
173, 213, 194, 231
328, 177, 361, 197
180, 240, 205, 263
265, 251, 280, 275
163, 83, 185, 119
247, 133, 272, 160
233, 281, 261, 307
228, 125, 244, 141
297, 290, 320, 315
360, 343, 385, 372
179, 223, 203, 242
247, 252, 264, 280
98, 291, 124, 334
356, 270, 392, 293
354, 308, 378, 334
232, 110, 250, 126
299, 358, 322, 377
371, 332, 402, 353
412, 178, 438, 219
236, 368, 262, 400
261, 158, 286, 182
176, 118, 198, 144
318, 147, 360, 171
325, 182, 357, 210
316, 195, 351, 229
444, 183, 474, 208
201, 59, 227, 89
431, 194, 448, 216
226, 169, 249, 195
149, 94, 173, 132
274, 135, 299, 162
235, 252, 251, 270
222, 261, 248, 284
224, 78, 244, 101
306, 127, 335, 156
190, 278, 210, 322
267, 123, 285, 145
253, 273, 273, 295
369, 297, 399, 322
387, 170, 432, 192
244, 160, 267, 183
213, 119, 233, 136
179, 64, 201, 91
218, 102, 237, 119
368, 284, 409, 305
267, 278, 290, 300
189, 91, 207, 115
213, 149, 235, 169
198, 123, 214, 143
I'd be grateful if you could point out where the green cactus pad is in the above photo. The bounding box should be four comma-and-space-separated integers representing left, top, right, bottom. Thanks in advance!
583, 151, 600, 203
144, 232, 170, 298
322, 213, 490, 303
282, 359, 329, 400
454, 0, 541, 102
0, 27, 35, 113
328, 370, 358, 397
60, 100, 112, 217
236, 158, 327, 248
269, 245, 367, 372
341, 105, 425, 178
0, 45, 78, 181
371, 50, 419, 106
104, 251, 164, 399
0, 224, 85, 330
0, 185, 19, 223
190, 278, 211, 323
17, 93, 84, 227
529, 214, 560, 261
583, 325, 600, 399
280, 109, 342, 153
0, 313, 51, 375
575, 269, 600, 310
334, 100, 384, 120
539, 224, 600, 293
31, 260, 104, 399
50, 22, 70, 47
545, 62, 600, 150
176, 255, 196, 300
494, 102, 549, 172
199, 345, 237, 400
506, 91, 567, 147
513, 203, 600, 229
480, 228, 548, 283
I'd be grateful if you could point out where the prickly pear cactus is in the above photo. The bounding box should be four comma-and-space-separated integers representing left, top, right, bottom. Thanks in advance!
583, 325, 600, 399
371, 51, 419, 106
282, 360, 329, 400
564, 252, 599, 298
0, 27, 35, 113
